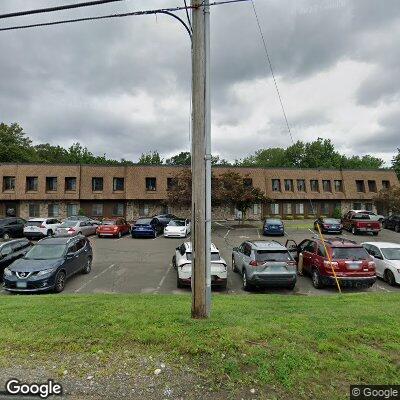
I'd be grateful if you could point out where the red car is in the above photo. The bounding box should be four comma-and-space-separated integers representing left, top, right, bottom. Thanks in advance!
342, 211, 381, 236
286, 237, 376, 289
96, 218, 131, 238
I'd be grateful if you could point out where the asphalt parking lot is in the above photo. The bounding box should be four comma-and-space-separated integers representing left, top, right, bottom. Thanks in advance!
2, 221, 400, 296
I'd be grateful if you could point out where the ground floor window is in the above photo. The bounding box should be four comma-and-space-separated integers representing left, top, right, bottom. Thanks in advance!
48, 203, 60, 217
321, 202, 329, 215
295, 203, 304, 214
113, 203, 124, 216
270, 203, 279, 215
353, 202, 362, 210
139, 203, 150, 216
92, 204, 103, 217
67, 203, 78, 217
28, 203, 40, 218
253, 203, 261, 215
283, 203, 292, 215
364, 203, 373, 211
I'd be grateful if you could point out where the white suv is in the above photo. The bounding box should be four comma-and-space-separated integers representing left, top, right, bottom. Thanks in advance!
24, 218, 62, 239
172, 242, 227, 289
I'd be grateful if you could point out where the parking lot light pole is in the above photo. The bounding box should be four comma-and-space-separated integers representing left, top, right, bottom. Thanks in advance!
191, 0, 211, 319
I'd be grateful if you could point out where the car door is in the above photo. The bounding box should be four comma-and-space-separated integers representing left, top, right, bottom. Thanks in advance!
6, 219, 20, 238
299, 240, 316, 273
233, 243, 246, 270
0, 243, 15, 275
367, 245, 385, 278
241, 243, 253, 274
16, 219, 26, 237
74, 238, 87, 273
65, 242, 79, 277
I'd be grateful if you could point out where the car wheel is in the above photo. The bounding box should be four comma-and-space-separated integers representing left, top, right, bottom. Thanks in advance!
177, 275, 184, 289
82, 258, 92, 274
351, 227, 357, 235
311, 268, 324, 289
231, 257, 238, 273
287, 282, 296, 290
395, 224, 400, 233
242, 270, 252, 291
2, 232, 11, 240
54, 271, 66, 293
385, 270, 396, 286
47, 230, 53, 237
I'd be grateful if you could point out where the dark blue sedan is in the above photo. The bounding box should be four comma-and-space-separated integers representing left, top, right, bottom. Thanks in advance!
131, 218, 163, 239
263, 219, 285, 236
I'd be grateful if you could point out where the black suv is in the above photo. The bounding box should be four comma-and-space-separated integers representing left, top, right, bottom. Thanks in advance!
3, 236, 93, 293
383, 215, 400, 233
0, 239, 32, 280
0, 217, 26, 240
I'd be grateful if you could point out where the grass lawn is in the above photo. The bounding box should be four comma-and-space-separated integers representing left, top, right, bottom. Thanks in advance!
1, 293, 399, 399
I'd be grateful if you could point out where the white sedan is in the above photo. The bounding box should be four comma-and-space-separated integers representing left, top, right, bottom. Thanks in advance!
362, 242, 400, 286
172, 242, 227, 289
164, 219, 191, 238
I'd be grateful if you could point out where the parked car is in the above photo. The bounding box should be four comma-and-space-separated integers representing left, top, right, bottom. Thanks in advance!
152, 214, 178, 227
164, 219, 191, 238
3, 236, 93, 293
0, 217, 26, 240
287, 237, 376, 289
96, 218, 131, 238
55, 220, 98, 237
263, 219, 284, 236
313, 217, 342, 234
362, 242, 400, 286
63, 215, 102, 225
23, 218, 62, 240
342, 211, 381, 236
232, 241, 297, 290
382, 214, 400, 233
0, 239, 32, 280
131, 218, 164, 238
173, 242, 227, 289
351, 210, 384, 222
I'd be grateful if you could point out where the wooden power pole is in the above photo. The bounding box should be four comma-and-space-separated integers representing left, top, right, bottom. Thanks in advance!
191, 0, 211, 319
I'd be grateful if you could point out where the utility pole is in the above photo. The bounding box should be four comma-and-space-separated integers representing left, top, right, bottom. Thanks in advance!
191, 0, 211, 319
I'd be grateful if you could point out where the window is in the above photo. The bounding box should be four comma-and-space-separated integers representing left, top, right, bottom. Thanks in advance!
48, 204, 60, 217
283, 203, 292, 215
65, 177, 77, 191
92, 177, 104, 192
382, 180, 390, 190
167, 178, 176, 190
322, 180, 332, 192
272, 179, 281, 192
243, 178, 253, 188
270, 203, 279, 214
67, 203, 78, 217
92, 203, 103, 217
310, 180, 319, 192
46, 177, 57, 191
321, 203, 329, 215
334, 180, 343, 192
356, 180, 365, 192
284, 179, 293, 191
365, 203, 373, 211
295, 203, 304, 214
3, 176, 15, 191
253, 203, 261, 215
146, 177, 156, 191
297, 179, 306, 192
308, 202, 317, 215
139, 203, 150, 216
367, 180, 377, 192
353, 202, 362, 210
317, 245, 326, 257
26, 177, 38, 191
113, 203, 124, 216
28, 203, 40, 217
113, 177, 124, 191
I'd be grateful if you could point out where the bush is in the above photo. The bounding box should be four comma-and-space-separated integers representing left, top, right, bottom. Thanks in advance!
332, 207, 342, 219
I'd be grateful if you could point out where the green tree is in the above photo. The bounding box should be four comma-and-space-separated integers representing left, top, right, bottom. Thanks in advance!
138, 151, 163, 165
392, 149, 400, 179
165, 152, 191, 165
374, 186, 400, 215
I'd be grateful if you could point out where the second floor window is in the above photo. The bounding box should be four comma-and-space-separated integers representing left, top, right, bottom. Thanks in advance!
243, 178, 253, 188
382, 180, 390, 190
3, 176, 15, 191
356, 180, 365, 193
310, 180, 319, 192
65, 177, 77, 191
92, 177, 104, 192
334, 180, 343, 192
26, 177, 38, 191
46, 177, 57, 191
272, 179, 281, 192
368, 180, 377, 192
146, 177, 157, 191
284, 179, 293, 191
113, 177, 124, 191
297, 179, 306, 192
322, 180, 332, 192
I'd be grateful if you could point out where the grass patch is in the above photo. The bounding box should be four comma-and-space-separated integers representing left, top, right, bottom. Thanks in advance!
1, 293, 399, 399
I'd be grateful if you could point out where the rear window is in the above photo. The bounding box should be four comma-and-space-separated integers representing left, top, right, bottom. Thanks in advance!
102, 220, 116, 226
60, 221, 77, 228
353, 214, 370, 220
169, 220, 185, 226
331, 247, 369, 260
256, 250, 293, 262
186, 252, 220, 261
25, 221, 43, 227
135, 219, 152, 225
323, 219, 340, 224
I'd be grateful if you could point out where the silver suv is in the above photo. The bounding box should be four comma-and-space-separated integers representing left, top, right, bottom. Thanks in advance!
232, 241, 297, 290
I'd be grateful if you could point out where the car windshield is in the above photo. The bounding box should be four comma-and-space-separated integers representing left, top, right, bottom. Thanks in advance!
25, 221, 43, 227
135, 219, 152, 225
102, 220, 116, 226
331, 247, 369, 260
59, 221, 77, 228
381, 248, 400, 260
323, 219, 340, 224
266, 219, 282, 225
353, 214, 370, 220
0, 219, 12, 226
186, 252, 220, 261
25, 244, 66, 260
168, 220, 185, 227
256, 250, 293, 262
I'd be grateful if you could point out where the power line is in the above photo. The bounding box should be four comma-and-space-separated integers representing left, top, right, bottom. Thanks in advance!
250, 0, 295, 145
0, 0, 129, 20
183, 0, 193, 32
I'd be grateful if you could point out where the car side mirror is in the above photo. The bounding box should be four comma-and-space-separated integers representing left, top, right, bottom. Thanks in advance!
233, 247, 238, 252
176, 247, 180, 251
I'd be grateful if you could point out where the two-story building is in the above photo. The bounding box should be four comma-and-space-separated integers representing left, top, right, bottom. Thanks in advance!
0, 163, 398, 220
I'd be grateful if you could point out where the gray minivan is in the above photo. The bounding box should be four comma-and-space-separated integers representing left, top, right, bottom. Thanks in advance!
232, 240, 297, 290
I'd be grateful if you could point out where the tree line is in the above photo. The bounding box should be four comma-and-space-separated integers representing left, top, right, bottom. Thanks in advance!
1, 122, 399, 178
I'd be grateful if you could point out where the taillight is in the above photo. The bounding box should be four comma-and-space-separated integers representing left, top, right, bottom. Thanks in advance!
323, 224, 329, 228
40, 224, 45, 229
368, 261, 375, 270
68, 228, 75, 233
286, 261, 297, 268
113, 226, 118, 231
324, 260, 339, 270
249, 260, 264, 267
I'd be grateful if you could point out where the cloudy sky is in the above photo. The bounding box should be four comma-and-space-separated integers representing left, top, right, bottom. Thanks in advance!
0, 0, 399, 164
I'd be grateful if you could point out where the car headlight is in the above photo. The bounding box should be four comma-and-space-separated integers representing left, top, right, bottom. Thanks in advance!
37, 268, 56, 276
4, 268, 12, 276
180, 228, 186, 232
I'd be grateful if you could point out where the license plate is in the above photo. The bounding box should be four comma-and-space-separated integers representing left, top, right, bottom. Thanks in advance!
16, 281, 27, 288
347, 263, 360, 270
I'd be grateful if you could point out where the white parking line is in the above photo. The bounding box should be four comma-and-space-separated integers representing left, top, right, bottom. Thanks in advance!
154, 264, 172, 293
256, 228, 261, 239
74, 264, 116, 293
224, 229, 231, 239
376, 284, 391, 292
